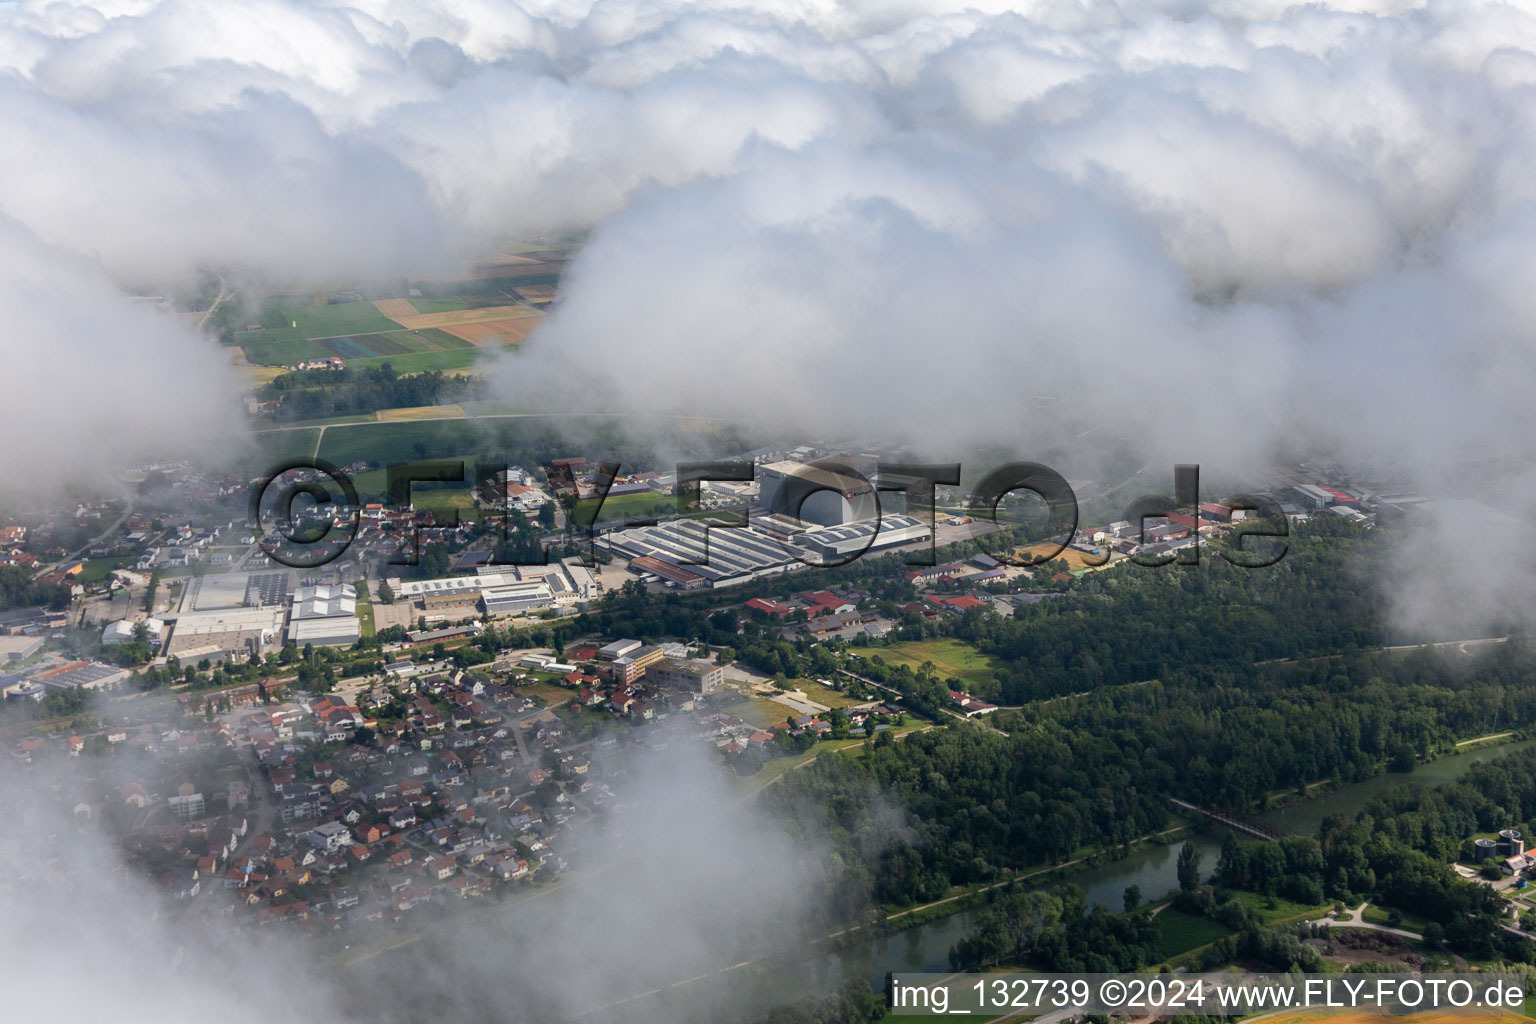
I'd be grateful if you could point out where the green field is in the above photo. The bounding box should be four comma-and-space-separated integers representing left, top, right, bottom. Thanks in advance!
1154, 907, 1234, 958
583, 489, 675, 523
1362, 902, 1432, 932
77, 555, 132, 583
872, 639, 1003, 688
241, 427, 323, 467
233, 293, 480, 368
356, 594, 376, 639
238, 326, 474, 367
1229, 890, 1331, 925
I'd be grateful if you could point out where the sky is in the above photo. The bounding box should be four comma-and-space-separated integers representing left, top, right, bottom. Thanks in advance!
3, 0, 1535, 479
3, 0, 1534, 622
4, 1, 1536, 1018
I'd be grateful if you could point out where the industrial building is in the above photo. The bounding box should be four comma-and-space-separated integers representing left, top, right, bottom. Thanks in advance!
285, 582, 361, 646
387, 557, 594, 617
645, 658, 723, 694
605, 513, 930, 588
482, 581, 554, 616
287, 616, 362, 648
599, 639, 642, 660
605, 519, 807, 588
164, 606, 286, 661
102, 618, 164, 645
758, 460, 878, 527
792, 515, 931, 563
28, 661, 131, 692
0, 635, 44, 661
290, 583, 356, 619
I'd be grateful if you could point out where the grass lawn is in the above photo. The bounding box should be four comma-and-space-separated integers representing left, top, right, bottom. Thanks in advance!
873, 639, 1003, 689
1154, 907, 1234, 959
1362, 903, 1432, 932
1230, 890, 1332, 925
515, 681, 575, 707
794, 679, 866, 709
78, 555, 132, 583
729, 695, 798, 730
350, 454, 484, 506
582, 489, 675, 523
356, 596, 376, 639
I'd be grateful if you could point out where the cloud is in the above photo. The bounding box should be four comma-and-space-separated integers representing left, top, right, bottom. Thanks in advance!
0, 1, 1533, 571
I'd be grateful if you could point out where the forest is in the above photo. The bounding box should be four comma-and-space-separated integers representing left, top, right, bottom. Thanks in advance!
260, 363, 481, 420
943, 748, 1536, 977
763, 640, 1536, 914
0, 565, 70, 612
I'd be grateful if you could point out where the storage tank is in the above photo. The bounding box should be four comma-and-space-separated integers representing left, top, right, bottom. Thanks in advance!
1499, 829, 1525, 857
1475, 837, 1500, 862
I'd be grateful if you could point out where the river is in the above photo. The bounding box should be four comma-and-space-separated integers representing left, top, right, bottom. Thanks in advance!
358, 738, 1536, 1021
823, 736, 1536, 990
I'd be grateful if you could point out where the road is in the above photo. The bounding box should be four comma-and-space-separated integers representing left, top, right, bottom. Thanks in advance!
35, 496, 135, 580
198, 274, 232, 330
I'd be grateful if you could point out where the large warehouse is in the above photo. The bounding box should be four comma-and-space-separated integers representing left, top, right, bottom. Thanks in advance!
287, 583, 361, 646
287, 616, 362, 648
164, 606, 286, 661
605, 513, 930, 588
385, 558, 593, 618
757, 460, 879, 527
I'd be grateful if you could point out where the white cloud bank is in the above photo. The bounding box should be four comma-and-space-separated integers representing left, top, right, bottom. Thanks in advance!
1, 0, 1533, 583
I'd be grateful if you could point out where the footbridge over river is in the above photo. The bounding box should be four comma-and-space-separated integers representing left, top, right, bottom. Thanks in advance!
1169, 797, 1288, 841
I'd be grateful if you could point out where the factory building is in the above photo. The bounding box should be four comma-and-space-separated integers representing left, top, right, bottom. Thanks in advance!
387, 557, 593, 617
287, 616, 362, 648
290, 583, 356, 620
758, 460, 878, 527
792, 515, 931, 563
101, 618, 164, 646
482, 581, 554, 616
599, 640, 642, 660
645, 658, 724, 694
286, 582, 360, 647
606, 518, 808, 588
607, 514, 929, 587
164, 606, 286, 661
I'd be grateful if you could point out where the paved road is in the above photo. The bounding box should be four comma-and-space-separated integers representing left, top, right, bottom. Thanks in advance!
35, 497, 135, 580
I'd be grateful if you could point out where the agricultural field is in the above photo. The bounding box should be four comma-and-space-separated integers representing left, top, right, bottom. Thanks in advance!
371, 298, 545, 345
231, 290, 524, 373
510, 284, 557, 304
436, 317, 544, 345
374, 404, 466, 422
870, 639, 1003, 688
244, 427, 323, 467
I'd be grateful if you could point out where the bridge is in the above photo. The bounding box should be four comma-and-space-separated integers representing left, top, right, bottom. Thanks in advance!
1169, 797, 1288, 842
